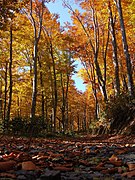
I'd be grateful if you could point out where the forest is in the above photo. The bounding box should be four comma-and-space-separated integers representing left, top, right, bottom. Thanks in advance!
0, 0, 134, 137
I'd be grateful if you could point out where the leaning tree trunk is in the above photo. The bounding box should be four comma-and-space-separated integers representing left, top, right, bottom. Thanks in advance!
114, 0, 134, 96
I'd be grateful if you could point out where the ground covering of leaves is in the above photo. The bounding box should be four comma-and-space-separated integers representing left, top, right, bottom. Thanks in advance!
0, 134, 135, 180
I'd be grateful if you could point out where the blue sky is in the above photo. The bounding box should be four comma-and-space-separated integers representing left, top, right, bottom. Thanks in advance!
46, 0, 86, 92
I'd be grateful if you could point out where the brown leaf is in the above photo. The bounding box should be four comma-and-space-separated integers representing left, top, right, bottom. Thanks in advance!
22, 161, 37, 170
49, 153, 64, 158
0, 173, 16, 179
91, 166, 106, 171
53, 166, 73, 172
122, 170, 135, 178
127, 163, 135, 171
85, 148, 90, 154
97, 162, 105, 167
79, 159, 90, 166
102, 167, 118, 174
118, 167, 123, 173
0, 160, 16, 171
110, 160, 122, 166
115, 149, 127, 155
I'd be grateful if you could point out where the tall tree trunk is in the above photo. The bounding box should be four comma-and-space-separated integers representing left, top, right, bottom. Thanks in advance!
38, 57, 45, 119
50, 43, 57, 133
0, 79, 2, 122
26, 0, 44, 119
114, 0, 134, 96
83, 102, 87, 131
108, 2, 120, 96
3, 61, 8, 128
6, 25, 13, 131
31, 41, 38, 118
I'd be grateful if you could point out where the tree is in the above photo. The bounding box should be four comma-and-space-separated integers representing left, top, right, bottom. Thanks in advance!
108, 1, 120, 96
5, 22, 13, 130
114, 0, 134, 96
24, 0, 46, 118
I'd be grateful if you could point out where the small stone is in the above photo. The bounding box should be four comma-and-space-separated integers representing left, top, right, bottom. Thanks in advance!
40, 170, 61, 180
17, 175, 27, 180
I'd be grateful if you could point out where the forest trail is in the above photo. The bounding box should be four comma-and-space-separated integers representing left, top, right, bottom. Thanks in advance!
0, 135, 135, 179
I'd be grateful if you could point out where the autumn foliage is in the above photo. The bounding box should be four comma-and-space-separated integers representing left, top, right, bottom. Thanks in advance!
0, 0, 134, 136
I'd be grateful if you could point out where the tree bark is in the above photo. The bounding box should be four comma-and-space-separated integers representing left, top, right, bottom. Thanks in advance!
3, 61, 8, 127
50, 43, 57, 133
31, 41, 38, 118
114, 0, 134, 96
28, 0, 44, 118
108, 2, 120, 96
0, 78, 2, 122
6, 24, 13, 131
38, 57, 45, 119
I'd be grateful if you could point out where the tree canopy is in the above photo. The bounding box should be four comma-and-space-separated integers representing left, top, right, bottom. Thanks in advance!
0, 0, 134, 135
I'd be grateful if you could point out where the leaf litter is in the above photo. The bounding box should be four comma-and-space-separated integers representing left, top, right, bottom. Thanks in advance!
0, 135, 135, 179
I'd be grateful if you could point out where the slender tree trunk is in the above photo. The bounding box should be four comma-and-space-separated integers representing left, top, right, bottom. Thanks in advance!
60, 68, 70, 132
77, 114, 80, 132
114, 0, 134, 96
50, 43, 57, 133
108, 2, 120, 95
83, 102, 87, 131
31, 41, 38, 118
3, 61, 8, 127
38, 57, 45, 119
92, 7, 108, 102
27, 0, 44, 119
6, 25, 13, 131
0, 79, 2, 122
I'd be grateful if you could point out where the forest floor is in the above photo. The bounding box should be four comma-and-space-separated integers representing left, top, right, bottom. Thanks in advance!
0, 134, 135, 179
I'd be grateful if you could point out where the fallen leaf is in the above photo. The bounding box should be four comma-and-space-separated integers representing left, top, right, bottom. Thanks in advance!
109, 154, 118, 162
110, 160, 122, 166
2, 152, 16, 160
79, 160, 90, 166
22, 161, 37, 170
122, 170, 135, 178
0, 160, 16, 171
97, 162, 105, 167
0, 173, 16, 179
102, 167, 118, 174
53, 166, 73, 172
115, 149, 127, 155
85, 148, 90, 154
127, 163, 135, 171
91, 166, 106, 171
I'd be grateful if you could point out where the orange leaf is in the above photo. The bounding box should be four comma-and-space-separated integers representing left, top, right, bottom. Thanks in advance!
22, 161, 37, 170
109, 154, 118, 162
0, 160, 16, 171
85, 148, 90, 154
